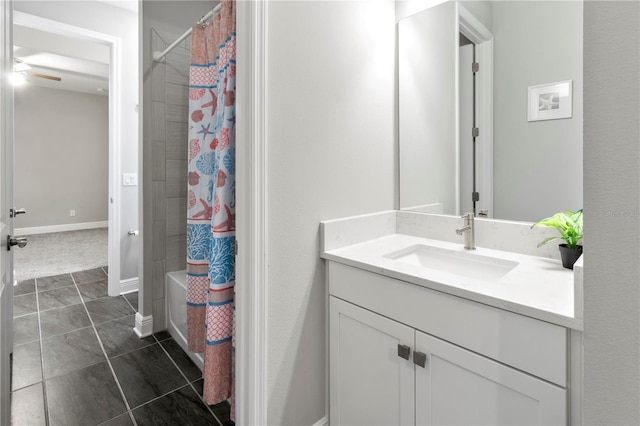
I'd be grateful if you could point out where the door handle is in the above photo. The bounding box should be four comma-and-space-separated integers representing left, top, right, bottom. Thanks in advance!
397, 344, 411, 360
7, 235, 27, 251
10, 208, 26, 218
413, 351, 427, 368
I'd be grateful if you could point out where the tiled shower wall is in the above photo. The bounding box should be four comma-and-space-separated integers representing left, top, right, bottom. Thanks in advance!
148, 28, 191, 331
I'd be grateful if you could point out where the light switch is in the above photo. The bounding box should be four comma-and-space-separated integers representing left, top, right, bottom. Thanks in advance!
122, 173, 138, 186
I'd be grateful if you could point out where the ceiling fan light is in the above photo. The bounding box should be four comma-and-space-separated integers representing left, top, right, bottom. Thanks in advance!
10, 72, 26, 86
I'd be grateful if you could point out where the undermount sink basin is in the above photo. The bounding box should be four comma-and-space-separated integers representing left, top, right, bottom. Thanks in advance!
384, 244, 519, 282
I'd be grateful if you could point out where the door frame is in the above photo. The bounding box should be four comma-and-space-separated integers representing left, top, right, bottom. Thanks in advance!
12, 11, 122, 294
235, 0, 268, 424
458, 4, 494, 218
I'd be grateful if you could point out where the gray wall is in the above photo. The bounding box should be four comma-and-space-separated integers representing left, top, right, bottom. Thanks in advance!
492, 1, 583, 222
14, 86, 108, 229
142, 1, 213, 330
265, 1, 396, 424
583, 1, 640, 423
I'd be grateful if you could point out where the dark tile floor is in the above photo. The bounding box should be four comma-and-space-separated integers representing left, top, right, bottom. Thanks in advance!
11, 267, 232, 426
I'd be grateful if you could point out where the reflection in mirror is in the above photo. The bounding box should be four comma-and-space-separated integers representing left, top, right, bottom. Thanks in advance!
398, 1, 583, 223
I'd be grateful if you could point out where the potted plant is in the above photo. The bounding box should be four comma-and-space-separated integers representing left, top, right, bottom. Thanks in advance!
531, 209, 583, 269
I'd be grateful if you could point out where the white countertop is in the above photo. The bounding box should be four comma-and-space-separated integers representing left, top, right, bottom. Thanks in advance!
323, 233, 582, 330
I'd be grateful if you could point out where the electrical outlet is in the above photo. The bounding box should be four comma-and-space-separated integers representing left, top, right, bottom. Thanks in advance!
70, 210, 76, 217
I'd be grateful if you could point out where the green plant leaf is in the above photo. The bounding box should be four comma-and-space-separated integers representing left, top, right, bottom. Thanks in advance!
536, 236, 561, 248
532, 208, 583, 249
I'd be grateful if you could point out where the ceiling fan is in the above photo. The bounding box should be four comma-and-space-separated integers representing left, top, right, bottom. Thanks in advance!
13, 58, 62, 82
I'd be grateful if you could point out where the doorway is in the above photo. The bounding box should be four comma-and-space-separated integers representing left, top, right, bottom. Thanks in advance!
458, 5, 494, 218
12, 24, 110, 282
12, 9, 127, 298
0, 3, 142, 423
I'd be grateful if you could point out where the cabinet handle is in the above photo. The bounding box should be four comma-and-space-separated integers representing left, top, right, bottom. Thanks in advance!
413, 351, 427, 368
397, 344, 411, 360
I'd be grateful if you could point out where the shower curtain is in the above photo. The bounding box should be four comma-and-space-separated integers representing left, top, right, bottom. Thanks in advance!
186, 0, 236, 407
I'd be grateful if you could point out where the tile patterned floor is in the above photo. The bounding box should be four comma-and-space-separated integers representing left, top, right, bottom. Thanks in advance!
11, 267, 233, 426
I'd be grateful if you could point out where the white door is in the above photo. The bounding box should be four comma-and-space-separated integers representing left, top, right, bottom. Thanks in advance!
415, 330, 566, 425
0, 0, 14, 424
329, 297, 415, 426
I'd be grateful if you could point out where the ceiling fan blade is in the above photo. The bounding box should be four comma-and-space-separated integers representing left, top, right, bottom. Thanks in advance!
13, 58, 32, 72
30, 72, 62, 82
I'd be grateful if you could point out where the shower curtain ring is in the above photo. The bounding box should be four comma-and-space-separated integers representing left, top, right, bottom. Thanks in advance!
197, 15, 209, 27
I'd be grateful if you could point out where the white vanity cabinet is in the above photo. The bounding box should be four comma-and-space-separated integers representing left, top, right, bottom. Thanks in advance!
328, 262, 571, 426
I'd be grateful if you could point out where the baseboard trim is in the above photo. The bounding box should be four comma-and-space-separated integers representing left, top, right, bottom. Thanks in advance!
312, 416, 328, 426
134, 313, 153, 338
15, 221, 108, 236
119, 277, 139, 295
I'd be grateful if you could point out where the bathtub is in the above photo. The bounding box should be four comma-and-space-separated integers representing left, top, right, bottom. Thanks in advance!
166, 271, 204, 370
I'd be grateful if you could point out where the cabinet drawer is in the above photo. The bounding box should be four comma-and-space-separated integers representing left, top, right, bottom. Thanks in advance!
329, 262, 567, 386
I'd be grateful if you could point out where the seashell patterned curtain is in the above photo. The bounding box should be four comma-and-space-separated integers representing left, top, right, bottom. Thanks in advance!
186, 0, 236, 412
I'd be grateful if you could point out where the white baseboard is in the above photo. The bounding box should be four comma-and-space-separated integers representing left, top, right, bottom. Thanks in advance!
15, 221, 108, 236
312, 416, 328, 426
134, 312, 153, 338
119, 277, 139, 295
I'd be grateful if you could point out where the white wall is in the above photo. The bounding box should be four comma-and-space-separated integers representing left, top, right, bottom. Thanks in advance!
396, 0, 447, 21
492, 1, 583, 222
583, 1, 640, 423
14, 0, 139, 280
265, 1, 396, 424
14, 86, 108, 229
399, 1, 457, 214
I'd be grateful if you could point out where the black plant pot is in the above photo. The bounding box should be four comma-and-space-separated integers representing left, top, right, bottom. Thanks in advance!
559, 244, 583, 269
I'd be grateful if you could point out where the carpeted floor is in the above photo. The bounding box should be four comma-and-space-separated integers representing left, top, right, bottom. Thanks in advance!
14, 228, 108, 281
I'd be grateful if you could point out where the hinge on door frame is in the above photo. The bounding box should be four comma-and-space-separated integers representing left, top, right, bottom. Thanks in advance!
472, 192, 480, 202
472, 127, 479, 138
472, 62, 480, 73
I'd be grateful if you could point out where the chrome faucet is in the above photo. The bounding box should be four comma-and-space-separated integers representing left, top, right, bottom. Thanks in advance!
455, 212, 475, 250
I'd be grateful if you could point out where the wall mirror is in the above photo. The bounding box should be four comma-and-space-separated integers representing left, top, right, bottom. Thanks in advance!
398, 0, 583, 223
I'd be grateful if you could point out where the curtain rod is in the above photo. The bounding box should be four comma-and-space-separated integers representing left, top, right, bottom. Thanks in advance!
152, 3, 221, 62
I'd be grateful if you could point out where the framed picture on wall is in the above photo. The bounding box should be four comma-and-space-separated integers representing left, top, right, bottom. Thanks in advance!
528, 80, 572, 122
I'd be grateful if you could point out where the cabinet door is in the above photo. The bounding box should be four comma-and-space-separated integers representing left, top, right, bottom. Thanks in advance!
330, 297, 415, 426
415, 331, 566, 426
